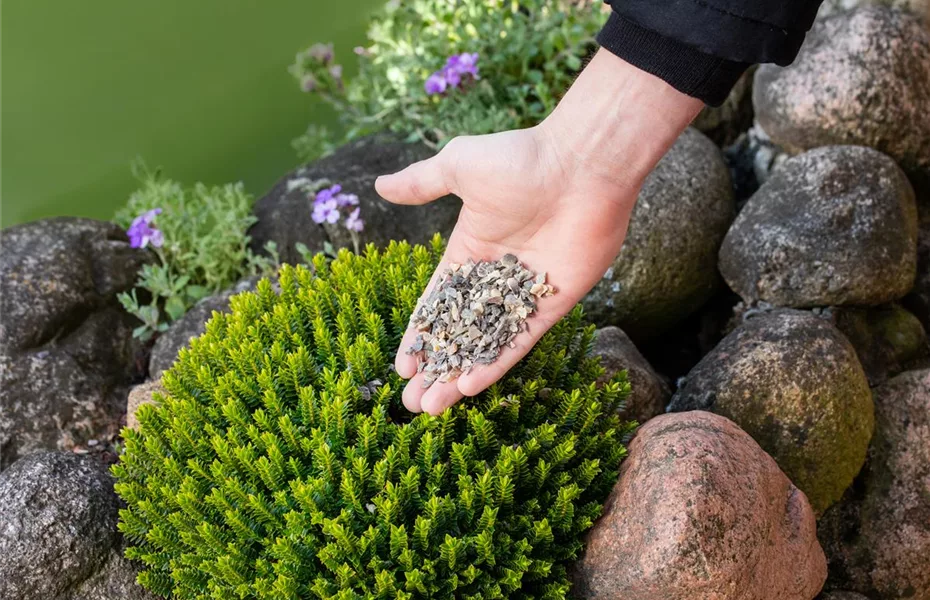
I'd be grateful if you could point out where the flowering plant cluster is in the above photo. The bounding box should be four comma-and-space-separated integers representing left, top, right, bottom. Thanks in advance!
290, 0, 602, 161
115, 165, 277, 341
424, 52, 480, 96
311, 184, 363, 232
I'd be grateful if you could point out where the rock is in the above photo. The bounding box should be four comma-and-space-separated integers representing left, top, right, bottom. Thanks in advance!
669, 310, 874, 514
817, 0, 930, 24
573, 411, 826, 600
0, 452, 120, 600
591, 326, 670, 424
830, 304, 928, 385
818, 369, 930, 599
1, 218, 150, 470
583, 128, 735, 339
754, 7, 930, 188
68, 543, 158, 600
719, 146, 918, 308
903, 209, 930, 331
692, 67, 756, 147
817, 593, 871, 600
249, 134, 461, 264
148, 276, 262, 378
125, 380, 165, 431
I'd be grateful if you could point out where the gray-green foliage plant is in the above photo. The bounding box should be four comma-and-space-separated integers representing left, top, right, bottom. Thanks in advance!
290, 0, 603, 161
113, 237, 633, 599
115, 166, 277, 340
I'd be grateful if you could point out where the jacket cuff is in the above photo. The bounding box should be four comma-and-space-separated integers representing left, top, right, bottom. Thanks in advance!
596, 11, 749, 106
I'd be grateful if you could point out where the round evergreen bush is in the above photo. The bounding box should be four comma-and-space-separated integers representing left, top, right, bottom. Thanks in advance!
113, 238, 633, 600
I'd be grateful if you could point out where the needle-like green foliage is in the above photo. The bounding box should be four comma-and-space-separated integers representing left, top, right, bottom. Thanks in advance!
113, 237, 633, 600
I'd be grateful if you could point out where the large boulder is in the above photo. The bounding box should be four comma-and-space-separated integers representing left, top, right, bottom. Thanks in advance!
591, 326, 670, 424
719, 146, 918, 308
829, 304, 928, 385
669, 310, 874, 514
818, 369, 930, 599
904, 208, 930, 331
148, 276, 262, 378
0, 452, 120, 600
817, 0, 930, 25
583, 127, 735, 339
68, 543, 158, 600
753, 7, 930, 188
249, 134, 461, 265
573, 411, 826, 600
0, 218, 149, 470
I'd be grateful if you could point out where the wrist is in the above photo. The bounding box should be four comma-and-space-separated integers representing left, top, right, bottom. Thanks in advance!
539, 49, 703, 188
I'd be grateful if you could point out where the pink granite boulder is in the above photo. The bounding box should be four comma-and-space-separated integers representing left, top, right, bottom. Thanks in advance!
573, 411, 826, 600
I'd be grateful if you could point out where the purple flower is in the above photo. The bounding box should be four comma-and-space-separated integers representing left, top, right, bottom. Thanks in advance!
425, 52, 480, 96
344, 207, 364, 232
311, 198, 340, 224
300, 75, 318, 93
315, 184, 342, 204
127, 208, 163, 249
334, 192, 359, 208
453, 52, 479, 77
329, 65, 343, 79
306, 43, 334, 65
425, 72, 448, 95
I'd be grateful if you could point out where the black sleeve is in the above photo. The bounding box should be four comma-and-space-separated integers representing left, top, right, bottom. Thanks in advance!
597, 0, 825, 106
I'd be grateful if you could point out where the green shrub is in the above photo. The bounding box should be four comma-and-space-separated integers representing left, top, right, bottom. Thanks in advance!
115, 166, 277, 340
113, 238, 633, 599
290, 0, 603, 160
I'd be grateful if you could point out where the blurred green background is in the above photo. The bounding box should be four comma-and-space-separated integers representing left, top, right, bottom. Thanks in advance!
1, 0, 380, 227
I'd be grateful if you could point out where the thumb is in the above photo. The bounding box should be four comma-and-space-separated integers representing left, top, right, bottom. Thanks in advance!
375, 151, 453, 206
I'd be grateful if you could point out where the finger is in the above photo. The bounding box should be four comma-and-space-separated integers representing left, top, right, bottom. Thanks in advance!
456, 298, 571, 398
402, 372, 428, 413
420, 380, 466, 416
375, 152, 452, 206
395, 327, 421, 379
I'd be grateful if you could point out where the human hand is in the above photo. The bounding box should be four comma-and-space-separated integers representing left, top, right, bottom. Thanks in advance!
375, 50, 703, 415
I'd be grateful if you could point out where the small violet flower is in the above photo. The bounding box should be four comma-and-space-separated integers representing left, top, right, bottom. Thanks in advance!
344, 207, 365, 232
127, 208, 163, 249
306, 43, 334, 65
425, 52, 480, 96
311, 198, 341, 224
311, 184, 363, 231
424, 72, 448, 95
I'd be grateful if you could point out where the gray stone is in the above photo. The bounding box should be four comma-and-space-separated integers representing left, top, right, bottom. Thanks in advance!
903, 208, 930, 331
830, 304, 928, 385
0, 452, 120, 600
249, 134, 461, 264
148, 277, 262, 378
818, 369, 930, 599
1, 218, 149, 470
591, 326, 670, 424
719, 146, 918, 308
573, 411, 826, 600
68, 543, 158, 600
754, 7, 930, 188
817, 593, 871, 600
669, 309, 874, 515
583, 128, 735, 340
817, 0, 929, 24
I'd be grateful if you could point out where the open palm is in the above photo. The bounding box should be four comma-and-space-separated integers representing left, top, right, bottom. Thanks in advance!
375, 125, 641, 415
